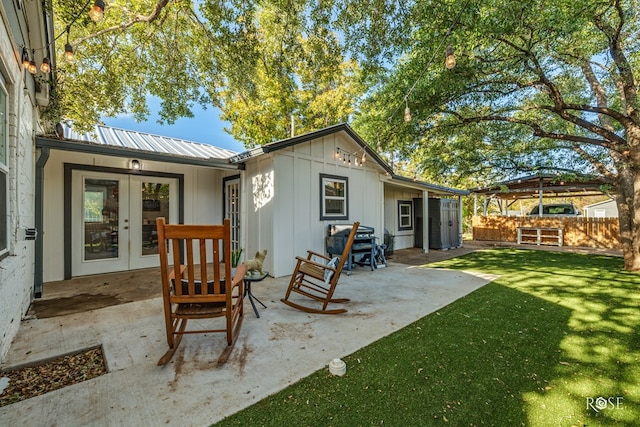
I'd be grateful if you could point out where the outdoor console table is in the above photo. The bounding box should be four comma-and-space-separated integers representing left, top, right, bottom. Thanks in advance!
244, 272, 268, 318
517, 227, 563, 247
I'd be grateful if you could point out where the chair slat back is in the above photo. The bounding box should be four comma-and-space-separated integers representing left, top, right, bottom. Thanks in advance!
331, 221, 360, 282
156, 217, 232, 300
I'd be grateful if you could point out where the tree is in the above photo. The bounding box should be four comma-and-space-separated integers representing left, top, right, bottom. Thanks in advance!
48, 0, 362, 145
352, 0, 640, 270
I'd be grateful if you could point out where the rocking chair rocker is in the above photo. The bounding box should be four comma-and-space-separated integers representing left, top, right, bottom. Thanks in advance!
281, 222, 359, 314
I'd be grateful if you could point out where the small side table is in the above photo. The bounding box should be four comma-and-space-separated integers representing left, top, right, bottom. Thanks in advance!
244, 272, 268, 318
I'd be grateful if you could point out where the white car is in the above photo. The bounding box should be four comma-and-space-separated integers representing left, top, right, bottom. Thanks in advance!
528, 204, 581, 216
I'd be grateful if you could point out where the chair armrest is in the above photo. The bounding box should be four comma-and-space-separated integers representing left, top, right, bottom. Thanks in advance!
231, 264, 247, 288
295, 256, 336, 272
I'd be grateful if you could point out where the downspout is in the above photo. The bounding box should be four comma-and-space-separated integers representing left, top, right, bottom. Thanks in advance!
458, 194, 463, 247
34, 145, 49, 298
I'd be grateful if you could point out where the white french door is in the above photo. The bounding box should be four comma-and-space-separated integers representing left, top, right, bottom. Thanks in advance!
224, 176, 241, 252
72, 171, 177, 276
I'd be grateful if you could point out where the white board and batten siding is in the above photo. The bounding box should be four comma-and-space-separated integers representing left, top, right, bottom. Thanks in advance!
243, 132, 385, 278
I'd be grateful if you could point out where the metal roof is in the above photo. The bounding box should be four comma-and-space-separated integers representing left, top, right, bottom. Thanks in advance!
61, 123, 238, 160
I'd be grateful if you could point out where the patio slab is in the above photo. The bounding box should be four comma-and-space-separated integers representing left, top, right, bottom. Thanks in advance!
0, 261, 495, 426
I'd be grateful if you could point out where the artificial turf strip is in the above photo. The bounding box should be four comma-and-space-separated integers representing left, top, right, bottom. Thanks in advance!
215, 249, 640, 426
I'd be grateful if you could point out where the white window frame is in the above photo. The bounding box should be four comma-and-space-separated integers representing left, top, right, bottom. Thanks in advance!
320, 173, 348, 220
0, 72, 8, 257
398, 200, 413, 231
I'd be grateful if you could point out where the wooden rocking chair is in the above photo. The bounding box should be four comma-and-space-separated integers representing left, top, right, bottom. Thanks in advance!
281, 222, 359, 314
156, 217, 247, 365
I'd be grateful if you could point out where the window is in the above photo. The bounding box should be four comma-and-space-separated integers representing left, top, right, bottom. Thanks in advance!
398, 200, 413, 231
0, 74, 8, 256
320, 174, 348, 220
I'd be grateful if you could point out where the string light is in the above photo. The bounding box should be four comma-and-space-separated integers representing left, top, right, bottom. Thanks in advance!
64, 42, 75, 63
40, 57, 51, 73
389, 1, 468, 124
334, 147, 369, 167
88, 0, 105, 22
404, 99, 412, 122
24, 0, 107, 75
21, 47, 31, 69
445, 44, 456, 69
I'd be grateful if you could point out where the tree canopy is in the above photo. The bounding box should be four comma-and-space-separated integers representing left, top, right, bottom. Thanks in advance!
49, 0, 367, 146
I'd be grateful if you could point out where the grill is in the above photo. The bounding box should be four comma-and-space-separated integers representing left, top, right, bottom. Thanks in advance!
326, 224, 377, 274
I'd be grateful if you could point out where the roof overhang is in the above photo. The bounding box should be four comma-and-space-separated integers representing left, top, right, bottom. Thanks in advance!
387, 175, 469, 197
36, 136, 241, 170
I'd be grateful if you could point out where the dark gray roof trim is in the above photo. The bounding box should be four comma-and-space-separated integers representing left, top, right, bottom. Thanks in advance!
36, 123, 242, 170
36, 136, 240, 170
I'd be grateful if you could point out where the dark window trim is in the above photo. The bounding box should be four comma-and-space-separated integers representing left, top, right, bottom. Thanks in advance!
319, 173, 349, 221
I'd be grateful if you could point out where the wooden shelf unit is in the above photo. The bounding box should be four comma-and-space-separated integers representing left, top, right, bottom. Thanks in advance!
517, 227, 564, 246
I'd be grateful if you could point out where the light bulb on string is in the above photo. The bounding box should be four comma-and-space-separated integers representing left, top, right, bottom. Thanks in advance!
88, 0, 105, 22
40, 57, 51, 73
445, 44, 456, 69
404, 99, 411, 123
64, 43, 75, 62
21, 47, 31, 69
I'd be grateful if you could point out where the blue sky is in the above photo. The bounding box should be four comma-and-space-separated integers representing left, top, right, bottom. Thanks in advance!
102, 97, 245, 153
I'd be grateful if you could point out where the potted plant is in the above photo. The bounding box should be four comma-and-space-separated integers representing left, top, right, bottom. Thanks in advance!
231, 248, 243, 276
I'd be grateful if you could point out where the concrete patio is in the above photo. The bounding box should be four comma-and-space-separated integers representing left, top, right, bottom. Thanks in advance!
0, 258, 495, 426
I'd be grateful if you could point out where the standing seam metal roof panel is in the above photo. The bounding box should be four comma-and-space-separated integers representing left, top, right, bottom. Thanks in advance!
62, 123, 238, 160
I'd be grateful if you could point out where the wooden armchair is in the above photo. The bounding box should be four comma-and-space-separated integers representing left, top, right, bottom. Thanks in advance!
281, 222, 359, 314
156, 217, 247, 365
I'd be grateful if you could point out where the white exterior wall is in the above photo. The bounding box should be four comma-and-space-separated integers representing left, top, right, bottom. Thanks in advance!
42, 149, 231, 282
244, 132, 385, 278
384, 186, 422, 250
0, 4, 41, 361
583, 199, 618, 218
242, 154, 276, 276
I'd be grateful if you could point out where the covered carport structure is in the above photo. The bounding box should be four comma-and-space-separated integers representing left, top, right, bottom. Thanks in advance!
468, 173, 619, 248
470, 173, 610, 216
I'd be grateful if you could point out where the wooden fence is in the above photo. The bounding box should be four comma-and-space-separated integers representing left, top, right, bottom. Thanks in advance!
472, 216, 620, 249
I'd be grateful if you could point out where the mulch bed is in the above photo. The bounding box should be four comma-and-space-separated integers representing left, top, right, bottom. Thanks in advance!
0, 347, 107, 407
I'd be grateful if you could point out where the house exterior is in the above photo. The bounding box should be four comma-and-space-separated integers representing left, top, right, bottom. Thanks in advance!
0, 0, 54, 361
583, 198, 618, 218
35, 123, 467, 286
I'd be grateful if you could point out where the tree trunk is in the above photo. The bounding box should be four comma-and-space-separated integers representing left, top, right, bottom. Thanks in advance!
616, 157, 640, 271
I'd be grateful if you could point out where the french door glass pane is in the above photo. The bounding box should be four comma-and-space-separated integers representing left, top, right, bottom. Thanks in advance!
141, 182, 170, 256
84, 179, 119, 260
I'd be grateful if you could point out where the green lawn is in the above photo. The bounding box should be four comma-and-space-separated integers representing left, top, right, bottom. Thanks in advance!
215, 249, 640, 426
